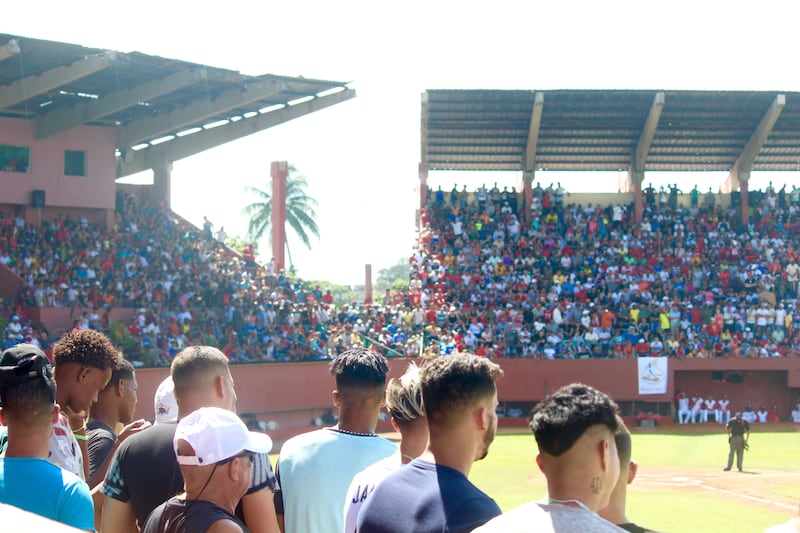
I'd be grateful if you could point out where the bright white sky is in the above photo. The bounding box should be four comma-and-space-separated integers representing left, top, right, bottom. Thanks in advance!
7, 1, 800, 285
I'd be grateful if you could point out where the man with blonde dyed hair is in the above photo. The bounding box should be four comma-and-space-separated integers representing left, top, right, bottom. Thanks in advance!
343, 362, 428, 532
475, 383, 623, 533
358, 353, 504, 533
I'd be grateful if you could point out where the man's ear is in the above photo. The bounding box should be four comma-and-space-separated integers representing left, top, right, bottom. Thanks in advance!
535, 452, 544, 473
627, 459, 638, 484
214, 375, 226, 398
599, 438, 611, 473
474, 405, 489, 431
0, 407, 5, 426
78, 366, 92, 383
332, 390, 341, 408
115, 379, 125, 398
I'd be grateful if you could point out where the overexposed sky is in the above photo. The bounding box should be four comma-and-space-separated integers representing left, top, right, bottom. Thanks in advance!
6, 1, 800, 284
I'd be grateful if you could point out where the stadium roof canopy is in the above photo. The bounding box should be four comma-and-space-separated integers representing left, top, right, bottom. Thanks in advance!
0, 34, 354, 178
421, 89, 800, 176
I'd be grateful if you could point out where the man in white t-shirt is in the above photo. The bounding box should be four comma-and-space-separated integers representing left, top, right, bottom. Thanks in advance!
791, 404, 800, 423
717, 396, 731, 424
677, 393, 691, 424
474, 384, 624, 533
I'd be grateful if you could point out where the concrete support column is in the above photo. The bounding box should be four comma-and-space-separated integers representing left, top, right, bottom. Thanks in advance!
628, 168, 645, 223
151, 152, 172, 208
740, 175, 750, 227
522, 171, 534, 226
419, 164, 428, 211
365, 264, 373, 304
271, 161, 288, 274
105, 208, 115, 231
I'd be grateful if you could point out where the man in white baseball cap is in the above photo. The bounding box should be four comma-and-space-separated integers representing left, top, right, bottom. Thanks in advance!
154, 375, 178, 424
143, 407, 272, 533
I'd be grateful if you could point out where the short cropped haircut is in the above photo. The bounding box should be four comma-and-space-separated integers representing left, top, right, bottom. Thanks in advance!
329, 347, 388, 391
530, 383, 619, 457
102, 359, 136, 392
1, 378, 54, 424
421, 353, 503, 426
53, 329, 120, 370
171, 346, 230, 397
614, 415, 632, 465
385, 362, 425, 425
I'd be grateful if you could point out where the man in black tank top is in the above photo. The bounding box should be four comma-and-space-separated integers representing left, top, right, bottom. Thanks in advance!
143, 407, 272, 533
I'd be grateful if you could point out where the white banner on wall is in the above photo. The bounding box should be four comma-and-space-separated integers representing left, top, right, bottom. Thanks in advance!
637, 357, 669, 395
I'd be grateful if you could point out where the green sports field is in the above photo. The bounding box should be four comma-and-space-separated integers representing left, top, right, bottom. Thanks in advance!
470, 430, 800, 533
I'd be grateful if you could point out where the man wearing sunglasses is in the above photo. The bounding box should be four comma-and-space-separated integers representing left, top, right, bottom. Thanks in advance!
143, 407, 273, 533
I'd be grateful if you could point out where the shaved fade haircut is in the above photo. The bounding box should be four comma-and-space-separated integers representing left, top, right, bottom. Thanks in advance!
329, 347, 389, 392
171, 345, 230, 396
53, 329, 120, 370
102, 359, 136, 392
1, 378, 55, 425
530, 383, 619, 457
613, 415, 632, 465
421, 353, 503, 426
385, 362, 425, 425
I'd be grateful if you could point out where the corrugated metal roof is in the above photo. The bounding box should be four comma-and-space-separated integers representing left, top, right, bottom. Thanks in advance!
0, 34, 349, 146
422, 89, 800, 172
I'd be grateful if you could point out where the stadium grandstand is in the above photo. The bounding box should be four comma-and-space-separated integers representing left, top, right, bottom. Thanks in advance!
1, 34, 799, 438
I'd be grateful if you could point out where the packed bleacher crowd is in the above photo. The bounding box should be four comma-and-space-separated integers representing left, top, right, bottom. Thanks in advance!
4, 182, 800, 365
412, 181, 800, 359
1, 192, 343, 364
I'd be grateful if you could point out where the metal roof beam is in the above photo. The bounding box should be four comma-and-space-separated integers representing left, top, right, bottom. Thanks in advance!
117, 88, 355, 177
0, 51, 115, 110
0, 39, 20, 63
726, 94, 785, 192
523, 92, 544, 172
633, 91, 665, 172
732, 94, 785, 171
34, 68, 207, 139
119, 77, 292, 146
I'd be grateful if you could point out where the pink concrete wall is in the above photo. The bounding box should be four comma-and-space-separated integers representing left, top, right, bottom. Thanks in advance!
132, 358, 800, 423
0, 263, 23, 301
0, 117, 117, 209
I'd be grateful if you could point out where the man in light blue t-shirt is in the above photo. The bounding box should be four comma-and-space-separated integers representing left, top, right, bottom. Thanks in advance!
0, 344, 94, 531
275, 347, 396, 533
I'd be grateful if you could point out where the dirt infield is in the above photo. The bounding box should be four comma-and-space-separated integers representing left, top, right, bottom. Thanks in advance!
635, 465, 800, 513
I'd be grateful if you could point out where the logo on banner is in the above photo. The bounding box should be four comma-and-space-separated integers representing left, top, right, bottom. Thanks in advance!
637, 357, 668, 394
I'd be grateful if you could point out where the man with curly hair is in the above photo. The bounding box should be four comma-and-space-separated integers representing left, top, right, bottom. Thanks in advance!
51, 329, 120, 480
358, 353, 504, 533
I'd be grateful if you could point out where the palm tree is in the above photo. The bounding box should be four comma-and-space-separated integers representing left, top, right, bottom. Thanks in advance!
242, 166, 320, 265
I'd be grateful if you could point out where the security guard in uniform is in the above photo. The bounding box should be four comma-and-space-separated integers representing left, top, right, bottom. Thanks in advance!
724, 412, 750, 472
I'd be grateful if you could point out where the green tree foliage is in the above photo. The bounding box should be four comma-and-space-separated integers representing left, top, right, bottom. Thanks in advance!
306, 279, 360, 307
224, 234, 258, 255
242, 165, 320, 250
375, 258, 410, 292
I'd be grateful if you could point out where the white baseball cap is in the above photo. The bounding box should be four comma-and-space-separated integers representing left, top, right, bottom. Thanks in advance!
154, 376, 178, 424
174, 407, 272, 466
